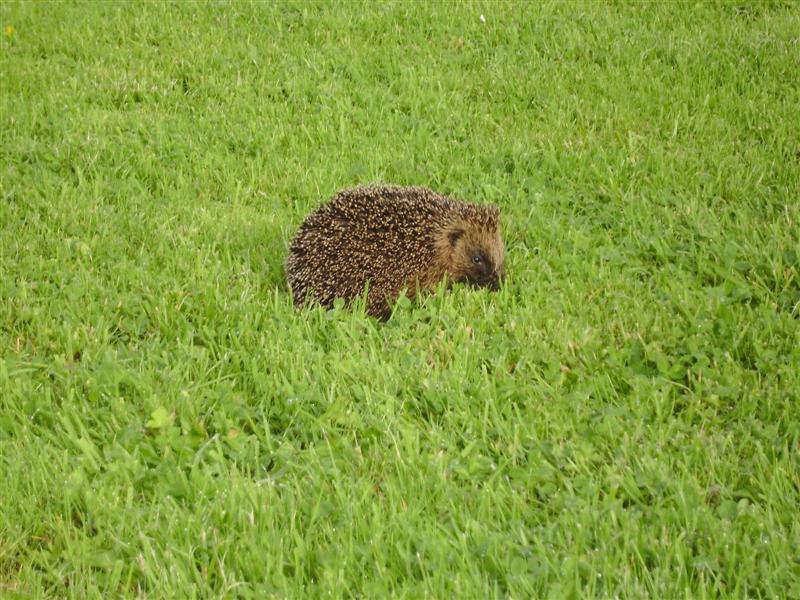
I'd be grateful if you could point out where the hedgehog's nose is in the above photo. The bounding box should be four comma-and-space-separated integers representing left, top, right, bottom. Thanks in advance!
494, 268, 506, 289
488, 275, 501, 291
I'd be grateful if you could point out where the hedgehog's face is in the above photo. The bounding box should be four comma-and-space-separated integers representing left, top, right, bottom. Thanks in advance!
447, 223, 505, 291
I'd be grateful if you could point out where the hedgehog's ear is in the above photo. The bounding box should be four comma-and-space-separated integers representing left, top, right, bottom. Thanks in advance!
448, 227, 465, 247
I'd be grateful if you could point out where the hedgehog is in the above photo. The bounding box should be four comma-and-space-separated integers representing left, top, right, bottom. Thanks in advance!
285, 184, 505, 319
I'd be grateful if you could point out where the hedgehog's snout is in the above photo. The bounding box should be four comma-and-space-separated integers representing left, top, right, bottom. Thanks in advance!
473, 272, 502, 291
487, 264, 505, 291
466, 263, 504, 291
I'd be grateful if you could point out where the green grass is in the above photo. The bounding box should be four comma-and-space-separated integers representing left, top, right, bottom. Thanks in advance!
1, 0, 799, 597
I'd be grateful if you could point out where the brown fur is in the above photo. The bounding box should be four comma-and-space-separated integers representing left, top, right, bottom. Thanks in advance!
286, 184, 505, 319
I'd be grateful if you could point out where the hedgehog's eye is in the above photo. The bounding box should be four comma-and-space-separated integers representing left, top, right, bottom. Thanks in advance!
472, 255, 482, 264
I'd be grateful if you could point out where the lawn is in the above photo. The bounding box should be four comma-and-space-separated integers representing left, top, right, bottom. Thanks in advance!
1, 1, 799, 597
